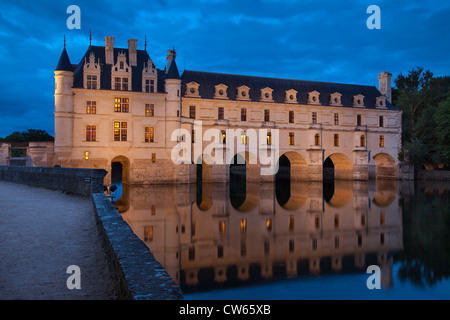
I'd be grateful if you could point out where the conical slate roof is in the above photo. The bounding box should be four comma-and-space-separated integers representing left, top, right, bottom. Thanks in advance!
166, 59, 180, 80
55, 48, 73, 72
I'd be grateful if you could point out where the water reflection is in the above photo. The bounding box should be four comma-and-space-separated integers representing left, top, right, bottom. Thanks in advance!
116, 179, 412, 296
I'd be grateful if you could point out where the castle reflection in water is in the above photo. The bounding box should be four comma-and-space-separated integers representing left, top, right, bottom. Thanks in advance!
114, 179, 403, 294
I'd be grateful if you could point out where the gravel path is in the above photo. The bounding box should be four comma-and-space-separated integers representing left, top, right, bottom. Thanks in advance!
0, 181, 116, 300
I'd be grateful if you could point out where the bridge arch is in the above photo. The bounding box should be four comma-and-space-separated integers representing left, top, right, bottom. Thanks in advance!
373, 153, 398, 179
324, 153, 353, 180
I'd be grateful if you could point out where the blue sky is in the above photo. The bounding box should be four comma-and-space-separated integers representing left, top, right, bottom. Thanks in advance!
0, 0, 449, 137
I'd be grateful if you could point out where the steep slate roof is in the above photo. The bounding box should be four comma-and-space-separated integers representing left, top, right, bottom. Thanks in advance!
181, 70, 398, 111
72, 46, 165, 93
166, 59, 181, 80
55, 48, 73, 72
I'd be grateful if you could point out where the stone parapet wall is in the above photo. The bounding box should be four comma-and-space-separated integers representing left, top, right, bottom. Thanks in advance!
91, 193, 183, 300
0, 166, 106, 196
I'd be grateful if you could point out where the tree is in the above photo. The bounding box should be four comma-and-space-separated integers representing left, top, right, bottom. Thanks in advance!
434, 96, 450, 167
0, 129, 54, 142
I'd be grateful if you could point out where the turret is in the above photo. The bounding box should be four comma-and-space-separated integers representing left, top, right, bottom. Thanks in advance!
54, 41, 74, 163
378, 71, 392, 103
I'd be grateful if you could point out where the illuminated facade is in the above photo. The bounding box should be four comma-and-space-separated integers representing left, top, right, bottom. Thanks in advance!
53, 36, 402, 184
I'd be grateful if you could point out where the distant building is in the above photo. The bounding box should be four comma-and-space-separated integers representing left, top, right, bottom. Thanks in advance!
52, 36, 402, 185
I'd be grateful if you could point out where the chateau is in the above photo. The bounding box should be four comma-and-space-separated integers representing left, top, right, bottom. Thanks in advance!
50, 36, 402, 185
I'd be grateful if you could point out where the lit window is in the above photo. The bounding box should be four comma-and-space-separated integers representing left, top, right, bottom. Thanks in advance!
86, 125, 96, 141
360, 135, 366, 147
221, 130, 226, 144
379, 135, 384, 147
241, 131, 247, 144
219, 220, 226, 235
312, 112, 317, 124
218, 107, 224, 120
264, 110, 270, 122
267, 132, 272, 145
240, 219, 247, 233
145, 104, 154, 117
289, 132, 294, 145
315, 134, 320, 146
266, 219, 272, 232
144, 226, 153, 242
84, 151, 89, 160
86, 101, 96, 114
145, 127, 154, 143
114, 122, 127, 141
114, 97, 129, 113
241, 108, 247, 121
189, 106, 196, 119
334, 134, 339, 147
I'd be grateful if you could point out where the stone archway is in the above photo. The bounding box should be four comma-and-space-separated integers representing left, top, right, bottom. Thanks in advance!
324, 153, 353, 180
373, 153, 398, 180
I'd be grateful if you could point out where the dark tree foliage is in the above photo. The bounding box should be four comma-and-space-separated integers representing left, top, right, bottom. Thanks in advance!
393, 67, 450, 170
0, 129, 54, 142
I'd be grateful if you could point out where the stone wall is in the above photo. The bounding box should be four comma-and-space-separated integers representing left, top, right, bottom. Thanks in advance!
91, 193, 183, 300
418, 169, 450, 181
0, 166, 106, 196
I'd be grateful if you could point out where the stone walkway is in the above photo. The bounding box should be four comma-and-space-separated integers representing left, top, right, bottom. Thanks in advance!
0, 181, 116, 300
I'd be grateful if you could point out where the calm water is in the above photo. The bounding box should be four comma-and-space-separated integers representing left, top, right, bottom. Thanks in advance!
111, 178, 450, 300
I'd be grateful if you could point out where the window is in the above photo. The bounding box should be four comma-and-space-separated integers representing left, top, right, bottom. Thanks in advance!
145, 104, 154, 117
221, 130, 226, 144
264, 110, 270, 122
218, 107, 224, 120
334, 113, 339, 125
86, 125, 96, 141
314, 134, 320, 146
114, 97, 129, 113
334, 215, 339, 229
379, 135, 384, 147
145, 80, 155, 93
334, 134, 339, 147
289, 111, 294, 123
312, 112, 317, 124
189, 106, 196, 119
114, 122, 127, 141
145, 127, 154, 143
86, 75, 97, 89
289, 216, 294, 231
241, 108, 247, 121
115, 77, 129, 91
152, 153, 156, 163
289, 132, 294, 145
86, 101, 96, 114
84, 151, 89, 160
120, 61, 124, 69
241, 131, 247, 144
240, 219, 247, 233
360, 135, 366, 147
357, 114, 362, 126
267, 132, 272, 145
144, 226, 153, 242
379, 116, 384, 127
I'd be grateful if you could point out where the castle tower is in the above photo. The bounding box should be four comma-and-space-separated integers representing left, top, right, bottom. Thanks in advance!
164, 49, 182, 147
54, 43, 74, 165
378, 71, 392, 103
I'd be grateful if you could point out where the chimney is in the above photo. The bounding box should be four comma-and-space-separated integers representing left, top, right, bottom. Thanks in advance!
378, 71, 392, 103
166, 48, 176, 70
105, 36, 114, 65
128, 39, 137, 67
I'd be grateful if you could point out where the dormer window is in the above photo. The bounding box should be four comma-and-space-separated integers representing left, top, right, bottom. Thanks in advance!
376, 96, 387, 109
308, 91, 320, 105
261, 87, 273, 102
185, 82, 200, 97
330, 92, 342, 106
285, 89, 298, 103
214, 84, 228, 99
142, 58, 157, 93
353, 94, 365, 107
83, 51, 101, 90
111, 51, 131, 91
237, 85, 250, 101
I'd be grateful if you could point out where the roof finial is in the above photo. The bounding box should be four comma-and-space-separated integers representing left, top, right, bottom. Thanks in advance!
89, 29, 92, 46
64, 35, 66, 49
144, 35, 147, 51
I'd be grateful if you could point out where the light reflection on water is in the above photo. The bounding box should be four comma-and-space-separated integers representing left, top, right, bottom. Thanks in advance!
112, 179, 450, 300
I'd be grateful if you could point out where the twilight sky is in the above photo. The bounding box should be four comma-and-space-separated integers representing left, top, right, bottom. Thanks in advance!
0, 0, 449, 138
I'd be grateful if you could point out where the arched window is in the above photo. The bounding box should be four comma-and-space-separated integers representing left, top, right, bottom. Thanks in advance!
314, 134, 320, 146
